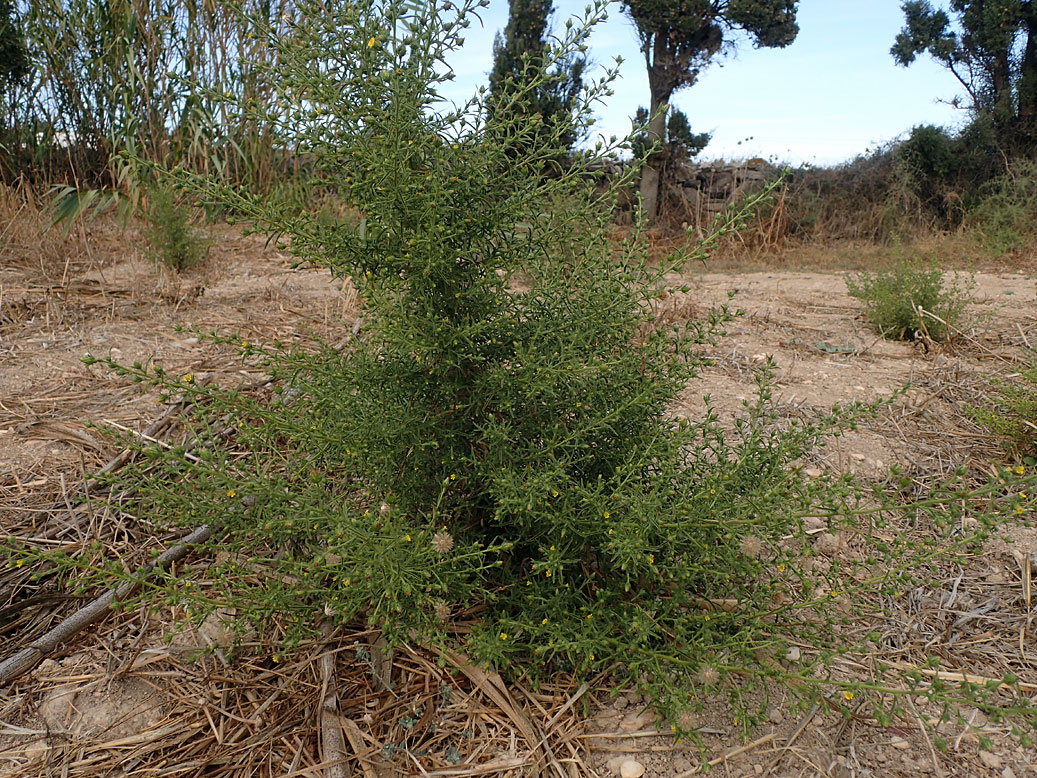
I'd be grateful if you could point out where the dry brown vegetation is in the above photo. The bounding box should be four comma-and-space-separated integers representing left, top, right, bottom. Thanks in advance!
2, 186, 1037, 776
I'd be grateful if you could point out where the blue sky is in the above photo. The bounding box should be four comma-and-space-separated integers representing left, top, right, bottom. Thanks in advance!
443, 0, 968, 166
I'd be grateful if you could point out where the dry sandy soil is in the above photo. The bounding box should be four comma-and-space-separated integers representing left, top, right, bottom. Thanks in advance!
1, 222, 1037, 777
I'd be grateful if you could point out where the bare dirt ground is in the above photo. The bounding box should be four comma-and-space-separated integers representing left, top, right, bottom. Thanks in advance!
2, 222, 1037, 777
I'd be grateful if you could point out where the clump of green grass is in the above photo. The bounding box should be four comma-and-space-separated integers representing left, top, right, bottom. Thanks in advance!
144, 183, 206, 271
846, 257, 973, 341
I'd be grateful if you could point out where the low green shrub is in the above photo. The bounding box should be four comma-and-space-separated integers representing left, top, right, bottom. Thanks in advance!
846, 258, 973, 341
144, 182, 206, 271
8, 0, 1035, 753
972, 355, 1037, 459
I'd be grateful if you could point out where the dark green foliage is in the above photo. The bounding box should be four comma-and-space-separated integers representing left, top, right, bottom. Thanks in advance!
620, 0, 798, 218
0, 0, 28, 90
0, 0, 29, 164
487, 0, 585, 157
631, 105, 710, 161
846, 257, 973, 341
893, 121, 1000, 223
892, 0, 1037, 153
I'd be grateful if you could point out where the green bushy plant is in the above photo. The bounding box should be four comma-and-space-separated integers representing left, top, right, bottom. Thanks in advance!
15, 0, 1034, 749
969, 160, 1037, 255
972, 355, 1037, 459
846, 257, 973, 341
144, 182, 206, 271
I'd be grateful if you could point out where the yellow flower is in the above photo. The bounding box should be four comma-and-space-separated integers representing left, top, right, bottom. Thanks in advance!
449, 473, 456, 481
843, 691, 854, 701
648, 554, 655, 564
1015, 465, 1026, 474
545, 570, 552, 577
181, 374, 193, 383
500, 632, 507, 640
603, 511, 610, 519
404, 534, 411, 541
227, 490, 236, 498
367, 36, 376, 47
541, 618, 548, 625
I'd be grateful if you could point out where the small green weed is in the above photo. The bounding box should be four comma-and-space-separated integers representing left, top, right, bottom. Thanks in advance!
144, 183, 206, 271
972, 355, 1037, 459
846, 257, 973, 341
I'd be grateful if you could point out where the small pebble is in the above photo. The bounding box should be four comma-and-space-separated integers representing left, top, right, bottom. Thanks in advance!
767, 707, 784, 724
890, 735, 910, 750
620, 760, 645, 778
979, 751, 1002, 770
814, 533, 839, 556
614, 695, 629, 711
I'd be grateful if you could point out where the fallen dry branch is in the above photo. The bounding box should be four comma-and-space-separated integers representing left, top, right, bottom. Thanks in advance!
318, 624, 350, 778
0, 523, 212, 686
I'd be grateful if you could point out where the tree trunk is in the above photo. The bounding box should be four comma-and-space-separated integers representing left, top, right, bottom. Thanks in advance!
639, 98, 667, 221
639, 29, 672, 223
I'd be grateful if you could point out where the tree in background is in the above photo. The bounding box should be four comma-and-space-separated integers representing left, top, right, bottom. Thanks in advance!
487, 0, 586, 159
892, 0, 1037, 154
631, 104, 711, 162
621, 0, 798, 221
630, 105, 710, 218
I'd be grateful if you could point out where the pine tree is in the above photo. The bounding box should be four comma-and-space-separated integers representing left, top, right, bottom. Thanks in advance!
487, 0, 586, 159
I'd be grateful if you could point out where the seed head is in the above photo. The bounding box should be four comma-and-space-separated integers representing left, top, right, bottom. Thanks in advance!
739, 535, 764, 559
677, 710, 697, 732
433, 601, 451, 621
696, 664, 720, 687
432, 531, 454, 553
